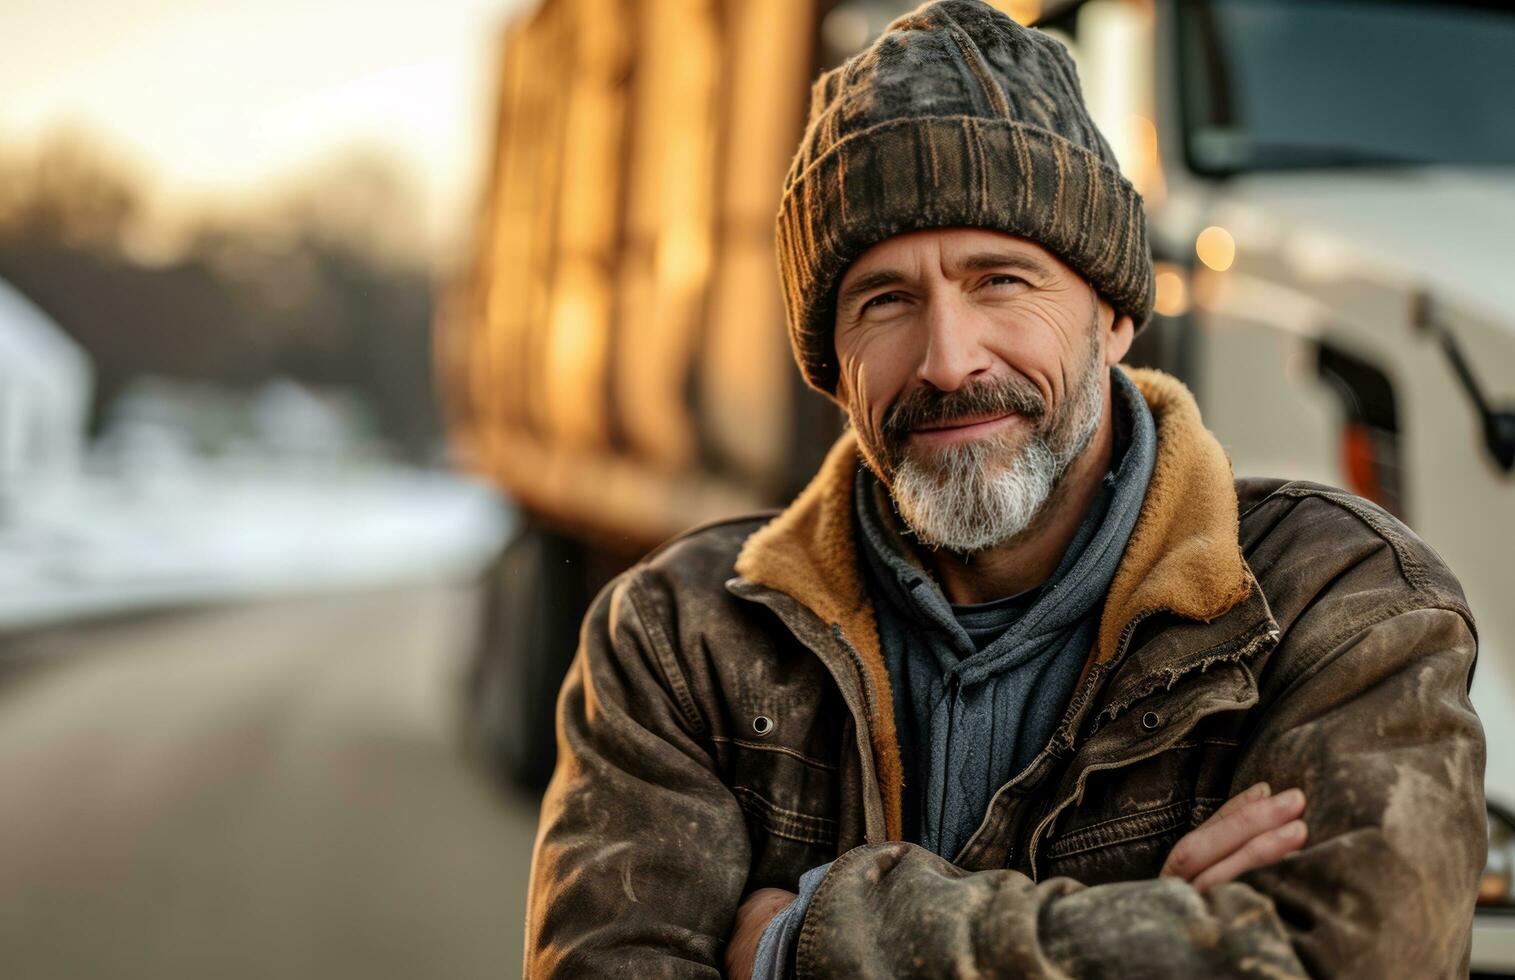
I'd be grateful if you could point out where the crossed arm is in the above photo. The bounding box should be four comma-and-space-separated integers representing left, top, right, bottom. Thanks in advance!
525, 575, 1483, 978
726, 782, 1309, 979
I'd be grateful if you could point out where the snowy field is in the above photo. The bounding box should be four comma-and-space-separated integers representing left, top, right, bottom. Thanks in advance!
0, 463, 513, 631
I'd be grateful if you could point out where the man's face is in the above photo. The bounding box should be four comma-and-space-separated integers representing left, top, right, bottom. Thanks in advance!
833, 227, 1133, 553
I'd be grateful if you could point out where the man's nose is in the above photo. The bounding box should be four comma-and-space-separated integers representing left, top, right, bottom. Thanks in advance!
916, 296, 992, 392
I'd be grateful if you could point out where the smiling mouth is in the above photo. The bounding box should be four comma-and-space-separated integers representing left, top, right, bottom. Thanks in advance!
909, 412, 1020, 443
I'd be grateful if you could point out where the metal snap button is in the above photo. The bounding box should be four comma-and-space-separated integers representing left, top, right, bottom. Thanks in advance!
1141, 711, 1162, 731
752, 716, 774, 736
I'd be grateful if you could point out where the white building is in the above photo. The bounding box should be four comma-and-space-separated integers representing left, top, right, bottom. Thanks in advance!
0, 277, 92, 513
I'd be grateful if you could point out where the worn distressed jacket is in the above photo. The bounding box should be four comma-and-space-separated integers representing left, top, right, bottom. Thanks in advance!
524, 368, 1485, 978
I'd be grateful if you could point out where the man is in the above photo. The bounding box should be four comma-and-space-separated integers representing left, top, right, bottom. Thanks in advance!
525, 2, 1485, 977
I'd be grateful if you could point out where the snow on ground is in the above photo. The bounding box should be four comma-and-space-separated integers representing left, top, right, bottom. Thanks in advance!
0, 462, 513, 631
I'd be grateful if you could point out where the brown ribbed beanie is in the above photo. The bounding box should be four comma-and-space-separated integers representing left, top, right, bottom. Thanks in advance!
777, 0, 1155, 395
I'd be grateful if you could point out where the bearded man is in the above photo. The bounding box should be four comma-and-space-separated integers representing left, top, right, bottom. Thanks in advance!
524, 2, 1485, 977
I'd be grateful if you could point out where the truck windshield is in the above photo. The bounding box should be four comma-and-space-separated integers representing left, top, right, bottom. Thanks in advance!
1178, 0, 1515, 174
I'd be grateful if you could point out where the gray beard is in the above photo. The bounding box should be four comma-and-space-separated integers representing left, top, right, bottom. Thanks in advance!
888, 357, 1107, 555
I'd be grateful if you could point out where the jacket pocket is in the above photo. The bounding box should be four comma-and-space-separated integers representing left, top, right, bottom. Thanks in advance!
732, 784, 839, 890
1043, 795, 1222, 884
734, 786, 838, 846
711, 699, 845, 889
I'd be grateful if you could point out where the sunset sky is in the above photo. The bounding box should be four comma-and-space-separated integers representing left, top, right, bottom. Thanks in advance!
1, 0, 528, 249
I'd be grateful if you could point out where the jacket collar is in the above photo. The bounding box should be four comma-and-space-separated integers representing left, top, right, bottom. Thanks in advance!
732, 367, 1263, 838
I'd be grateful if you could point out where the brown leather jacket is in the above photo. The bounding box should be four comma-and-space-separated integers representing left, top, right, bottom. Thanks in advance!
525, 368, 1484, 978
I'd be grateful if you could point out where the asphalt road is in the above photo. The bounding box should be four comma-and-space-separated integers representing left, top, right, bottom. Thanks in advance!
0, 584, 540, 980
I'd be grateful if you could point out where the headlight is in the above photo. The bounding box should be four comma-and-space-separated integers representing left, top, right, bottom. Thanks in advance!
1479, 802, 1515, 908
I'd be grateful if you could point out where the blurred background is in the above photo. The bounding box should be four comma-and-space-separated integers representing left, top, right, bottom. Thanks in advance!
2, 0, 1513, 977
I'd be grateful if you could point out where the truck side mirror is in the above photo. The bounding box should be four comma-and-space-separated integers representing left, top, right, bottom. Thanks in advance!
1412, 291, 1515, 475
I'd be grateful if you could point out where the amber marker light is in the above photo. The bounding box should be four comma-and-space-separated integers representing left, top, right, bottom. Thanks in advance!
1195, 226, 1236, 272
987, 0, 1042, 25
1152, 262, 1190, 318
1481, 803, 1515, 908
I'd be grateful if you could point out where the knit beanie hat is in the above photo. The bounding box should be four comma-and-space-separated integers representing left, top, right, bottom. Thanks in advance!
776, 0, 1155, 395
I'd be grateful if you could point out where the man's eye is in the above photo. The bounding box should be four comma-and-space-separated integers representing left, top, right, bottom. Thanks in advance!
861, 292, 901, 312
984, 274, 1025, 288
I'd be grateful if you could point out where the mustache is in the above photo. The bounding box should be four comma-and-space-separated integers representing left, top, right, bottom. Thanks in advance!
881, 376, 1046, 443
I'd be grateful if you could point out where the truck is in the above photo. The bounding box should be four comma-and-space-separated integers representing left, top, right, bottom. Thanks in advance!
439, 0, 1515, 968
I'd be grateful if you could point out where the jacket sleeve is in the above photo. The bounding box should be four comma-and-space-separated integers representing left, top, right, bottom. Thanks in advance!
524, 571, 750, 978
791, 605, 1484, 979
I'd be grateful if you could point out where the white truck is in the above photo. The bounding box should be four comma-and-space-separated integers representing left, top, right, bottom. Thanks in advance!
1043, 0, 1515, 969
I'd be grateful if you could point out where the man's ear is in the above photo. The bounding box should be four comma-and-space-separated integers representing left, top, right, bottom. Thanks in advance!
1100, 295, 1135, 365
831, 329, 853, 409
831, 362, 847, 406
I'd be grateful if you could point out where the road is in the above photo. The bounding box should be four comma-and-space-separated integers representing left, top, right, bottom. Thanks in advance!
0, 584, 539, 980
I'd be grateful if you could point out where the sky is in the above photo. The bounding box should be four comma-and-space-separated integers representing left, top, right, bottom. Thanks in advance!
0, 0, 528, 252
